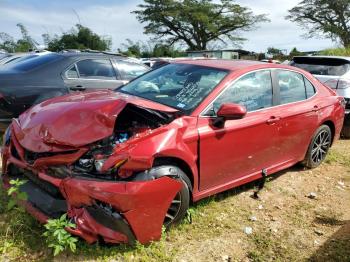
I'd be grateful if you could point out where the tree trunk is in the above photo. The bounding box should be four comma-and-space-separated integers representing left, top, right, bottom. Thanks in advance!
343, 37, 350, 48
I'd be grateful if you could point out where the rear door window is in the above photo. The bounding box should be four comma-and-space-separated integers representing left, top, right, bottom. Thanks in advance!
76, 59, 117, 80
276, 70, 307, 104
304, 77, 316, 98
5, 53, 63, 71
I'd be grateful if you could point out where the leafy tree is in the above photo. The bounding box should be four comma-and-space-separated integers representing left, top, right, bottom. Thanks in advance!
289, 47, 302, 57
152, 43, 186, 57
0, 23, 37, 52
119, 39, 185, 58
0, 32, 16, 52
119, 39, 143, 57
16, 23, 38, 51
267, 47, 283, 56
45, 24, 112, 51
133, 0, 269, 50
286, 0, 350, 47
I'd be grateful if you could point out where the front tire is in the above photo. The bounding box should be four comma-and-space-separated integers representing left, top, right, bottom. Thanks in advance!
162, 166, 191, 228
302, 125, 332, 169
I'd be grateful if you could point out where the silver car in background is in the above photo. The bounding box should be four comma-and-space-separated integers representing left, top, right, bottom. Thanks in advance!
290, 56, 350, 137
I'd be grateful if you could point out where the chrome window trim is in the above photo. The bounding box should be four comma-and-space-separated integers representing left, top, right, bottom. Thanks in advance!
199, 67, 318, 117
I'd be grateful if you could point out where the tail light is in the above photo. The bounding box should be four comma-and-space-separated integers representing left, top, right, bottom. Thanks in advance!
324, 78, 350, 89
339, 97, 346, 109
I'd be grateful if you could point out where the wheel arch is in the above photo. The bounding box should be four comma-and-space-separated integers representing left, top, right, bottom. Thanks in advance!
321, 120, 335, 145
153, 156, 195, 194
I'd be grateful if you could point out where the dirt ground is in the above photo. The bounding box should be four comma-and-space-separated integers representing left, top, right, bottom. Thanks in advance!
0, 140, 349, 261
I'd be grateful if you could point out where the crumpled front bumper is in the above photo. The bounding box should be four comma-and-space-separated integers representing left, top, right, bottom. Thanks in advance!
1, 142, 182, 245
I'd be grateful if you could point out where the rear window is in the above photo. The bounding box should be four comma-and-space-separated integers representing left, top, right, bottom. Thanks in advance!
291, 57, 350, 76
5, 55, 37, 65
4, 53, 63, 71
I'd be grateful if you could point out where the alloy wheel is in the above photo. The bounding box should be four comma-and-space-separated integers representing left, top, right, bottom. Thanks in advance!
163, 191, 182, 227
311, 129, 331, 164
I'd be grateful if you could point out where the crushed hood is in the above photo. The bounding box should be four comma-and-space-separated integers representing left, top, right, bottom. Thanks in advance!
14, 90, 177, 152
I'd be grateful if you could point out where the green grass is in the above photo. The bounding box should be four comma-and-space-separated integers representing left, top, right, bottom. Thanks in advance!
325, 148, 350, 167
0, 141, 350, 261
319, 47, 350, 56
247, 231, 300, 262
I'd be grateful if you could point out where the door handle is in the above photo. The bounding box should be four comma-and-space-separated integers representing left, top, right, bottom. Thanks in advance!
312, 105, 319, 112
70, 85, 86, 91
266, 116, 281, 125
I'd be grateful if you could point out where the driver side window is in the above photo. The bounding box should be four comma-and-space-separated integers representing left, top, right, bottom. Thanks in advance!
208, 70, 273, 115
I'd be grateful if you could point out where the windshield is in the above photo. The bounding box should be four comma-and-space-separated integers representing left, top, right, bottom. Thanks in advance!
3, 53, 63, 71
119, 63, 228, 113
291, 57, 350, 76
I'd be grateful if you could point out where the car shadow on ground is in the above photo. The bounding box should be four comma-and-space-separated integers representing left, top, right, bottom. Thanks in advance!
308, 220, 350, 262
193, 164, 304, 207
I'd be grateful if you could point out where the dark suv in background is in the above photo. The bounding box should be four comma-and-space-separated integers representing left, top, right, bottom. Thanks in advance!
0, 51, 149, 130
290, 56, 350, 137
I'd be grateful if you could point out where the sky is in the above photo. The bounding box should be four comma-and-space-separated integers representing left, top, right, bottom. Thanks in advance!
0, 0, 338, 53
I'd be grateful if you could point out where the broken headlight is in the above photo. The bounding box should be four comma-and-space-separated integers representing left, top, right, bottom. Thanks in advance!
73, 132, 130, 177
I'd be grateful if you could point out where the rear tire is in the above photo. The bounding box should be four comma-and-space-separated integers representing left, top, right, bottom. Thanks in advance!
302, 125, 332, 169
341, 125, 350, 139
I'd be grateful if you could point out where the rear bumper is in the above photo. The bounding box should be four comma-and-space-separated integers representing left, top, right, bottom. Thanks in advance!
2, 143, 182, 244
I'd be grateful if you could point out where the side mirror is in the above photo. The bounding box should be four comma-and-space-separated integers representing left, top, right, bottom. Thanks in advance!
217, 103, 247, 119
212, 103, 247, 128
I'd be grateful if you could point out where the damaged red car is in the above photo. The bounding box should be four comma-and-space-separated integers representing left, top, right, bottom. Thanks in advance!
1, 60, 345, 245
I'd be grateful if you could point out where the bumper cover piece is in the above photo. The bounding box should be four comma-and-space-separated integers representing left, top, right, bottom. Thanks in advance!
19, 179, 67, 218
3, 168, 182, 244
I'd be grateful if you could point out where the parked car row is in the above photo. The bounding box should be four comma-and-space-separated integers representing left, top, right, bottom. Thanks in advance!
0, 51, 150, 130
1, 58, 345, 245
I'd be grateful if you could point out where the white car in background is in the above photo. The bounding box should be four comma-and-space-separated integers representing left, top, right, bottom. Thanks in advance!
290, 56, 350, 138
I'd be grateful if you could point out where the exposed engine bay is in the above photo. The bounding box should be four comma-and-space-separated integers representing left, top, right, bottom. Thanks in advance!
72, 104, 177, 179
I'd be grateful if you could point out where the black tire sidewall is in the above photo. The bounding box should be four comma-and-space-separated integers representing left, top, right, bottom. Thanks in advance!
304, 125, 332, 169
341, 125, 350, 139
165, 167, 191, 228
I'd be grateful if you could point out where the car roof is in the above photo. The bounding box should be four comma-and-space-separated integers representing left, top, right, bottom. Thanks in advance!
174, 59, 274, 71
58, 52, 125, 59
292, 55, 350, 61
55, 52, 146, 65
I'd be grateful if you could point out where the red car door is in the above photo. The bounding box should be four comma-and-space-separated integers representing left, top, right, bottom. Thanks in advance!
272, 69, 319, 163
197, 70, 281, 192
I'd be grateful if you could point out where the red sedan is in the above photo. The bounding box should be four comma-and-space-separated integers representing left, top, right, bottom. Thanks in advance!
1, 60, 345, 244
